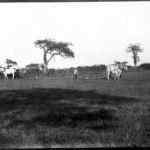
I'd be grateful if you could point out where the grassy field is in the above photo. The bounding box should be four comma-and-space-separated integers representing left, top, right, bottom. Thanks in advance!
0, 71, 150, 148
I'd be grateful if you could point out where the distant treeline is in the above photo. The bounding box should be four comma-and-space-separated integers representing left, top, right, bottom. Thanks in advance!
0, 63, 150, 79
127, 63, 150, 71
13, 64, 107, 79
21, 63, 150, 78
137, 63, 150, 70
23, 63, 150, 78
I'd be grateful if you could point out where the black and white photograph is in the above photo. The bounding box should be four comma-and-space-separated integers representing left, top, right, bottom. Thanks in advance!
0, 1, 150, 148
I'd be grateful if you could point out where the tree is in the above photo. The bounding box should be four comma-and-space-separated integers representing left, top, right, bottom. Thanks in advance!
34, 38, 75, 73
114, 61, 121, 65
5, 59, 17, 68
25, 63, 42, 70
114, 61, 128, 65
126, 43, 143, 68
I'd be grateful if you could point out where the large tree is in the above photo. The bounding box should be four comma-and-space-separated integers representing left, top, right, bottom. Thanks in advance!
5, 59, 17, 68
34, 38, 75, 73
126, 43, 143, 68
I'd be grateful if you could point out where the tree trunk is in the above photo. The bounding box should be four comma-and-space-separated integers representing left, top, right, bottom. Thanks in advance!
43, 63, 48, 74
133, 55, 137, 68
134, 60, 137, 68
43, 52, 48, 74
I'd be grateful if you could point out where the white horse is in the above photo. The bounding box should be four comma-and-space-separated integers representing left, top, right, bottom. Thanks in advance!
107, 63, 128, 80
0, 67, 16, 79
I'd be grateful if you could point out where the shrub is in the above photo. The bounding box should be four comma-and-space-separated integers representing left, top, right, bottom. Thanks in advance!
138, 63, 150, 70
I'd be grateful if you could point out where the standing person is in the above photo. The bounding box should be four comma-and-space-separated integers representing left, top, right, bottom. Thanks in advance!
74, 68, 78, 79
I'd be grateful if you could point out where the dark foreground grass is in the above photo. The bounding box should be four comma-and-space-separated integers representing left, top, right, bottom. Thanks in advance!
0, 88, 149, 148
0, 71, 150, 148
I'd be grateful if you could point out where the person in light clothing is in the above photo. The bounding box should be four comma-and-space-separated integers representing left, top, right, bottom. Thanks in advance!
74, 68, 78, 79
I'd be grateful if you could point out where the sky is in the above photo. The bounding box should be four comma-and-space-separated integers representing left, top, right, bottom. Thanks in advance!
0, 2, 150, 69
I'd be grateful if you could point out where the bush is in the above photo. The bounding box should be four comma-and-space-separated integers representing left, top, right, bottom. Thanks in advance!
138, 63, 150, 70
23, 69, 42, 78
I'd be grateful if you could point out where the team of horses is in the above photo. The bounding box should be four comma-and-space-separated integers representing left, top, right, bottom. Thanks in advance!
0, 67, 19, 80
106, 62, 128, 80
0, 62, 128, 80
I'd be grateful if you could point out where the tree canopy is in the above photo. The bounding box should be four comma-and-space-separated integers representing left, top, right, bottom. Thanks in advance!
5, 59, 17, 68
114, 61, 128, 65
